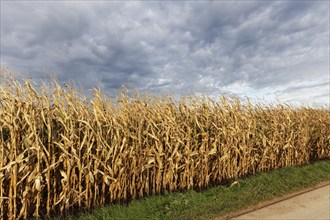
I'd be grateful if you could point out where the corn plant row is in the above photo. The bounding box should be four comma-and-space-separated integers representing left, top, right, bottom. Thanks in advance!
0, 70, 329, 219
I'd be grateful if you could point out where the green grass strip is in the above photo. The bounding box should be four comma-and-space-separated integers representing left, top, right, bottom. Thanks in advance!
66, 160, 330, 220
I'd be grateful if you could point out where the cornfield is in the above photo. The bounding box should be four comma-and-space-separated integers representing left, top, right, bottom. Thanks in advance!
0, 69, 329, 219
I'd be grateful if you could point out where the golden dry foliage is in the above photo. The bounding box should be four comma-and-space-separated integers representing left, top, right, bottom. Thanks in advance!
0, 68, 329, 219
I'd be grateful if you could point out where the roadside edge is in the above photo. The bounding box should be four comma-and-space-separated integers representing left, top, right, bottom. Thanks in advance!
216, 181, 330, 220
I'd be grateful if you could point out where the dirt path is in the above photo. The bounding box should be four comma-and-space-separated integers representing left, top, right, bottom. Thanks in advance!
230, 184, 330, 220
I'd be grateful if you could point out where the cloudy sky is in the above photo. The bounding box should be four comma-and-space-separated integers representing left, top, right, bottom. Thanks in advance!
1, 1, 329, 106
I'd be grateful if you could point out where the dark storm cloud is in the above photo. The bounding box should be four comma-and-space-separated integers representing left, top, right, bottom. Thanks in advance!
1, 1, 329, 105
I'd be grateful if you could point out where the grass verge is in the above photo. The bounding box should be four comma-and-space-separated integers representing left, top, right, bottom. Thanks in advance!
64, 160, 330, 220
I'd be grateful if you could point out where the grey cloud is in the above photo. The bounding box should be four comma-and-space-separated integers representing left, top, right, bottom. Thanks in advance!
312, 92, 330, 100
281, 82, 329, 94
1, 1, 329, 106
